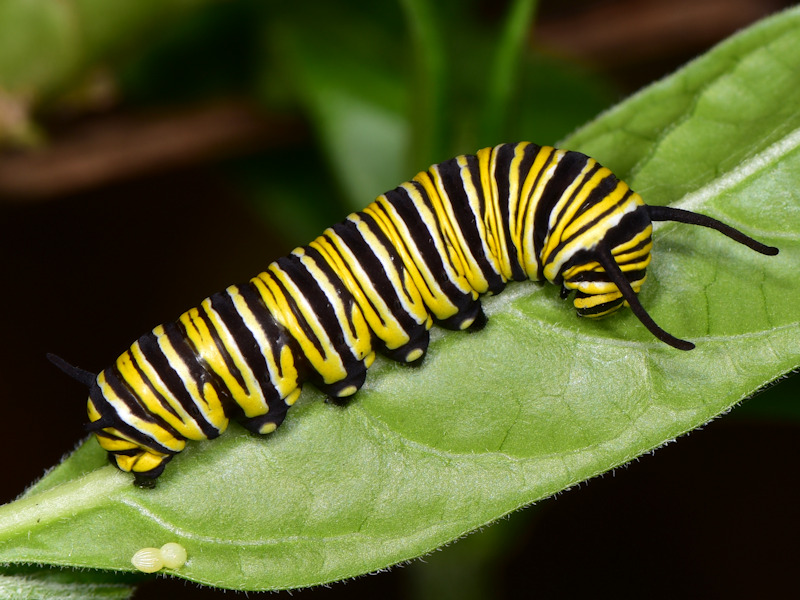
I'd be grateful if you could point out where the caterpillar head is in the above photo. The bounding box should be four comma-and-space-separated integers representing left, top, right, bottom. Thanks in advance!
86, 379, 175, 488
560, 220, 653, 321
559, 205, 777, 351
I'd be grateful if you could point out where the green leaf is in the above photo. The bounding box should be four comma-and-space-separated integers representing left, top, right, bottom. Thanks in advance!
0, 566, 135, 600
398, 0, 447, 167
264, 6, 410, 210
0, 0, 216, 146
0, 0, 80, 96
0, 0, 214, 98
562, 4, 800, 205
479, 0, 538, 143
1, 6, 798, 593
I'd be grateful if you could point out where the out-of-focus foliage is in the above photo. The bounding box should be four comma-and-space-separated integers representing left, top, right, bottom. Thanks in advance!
247, 0, 611, 221
1, 0, 798, 598
0, 0, 216, 144
0, 0, 613, 234
0, 0, 213, 98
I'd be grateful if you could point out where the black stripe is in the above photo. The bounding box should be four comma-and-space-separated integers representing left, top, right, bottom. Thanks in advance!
196, 299, 249, 394
560, 187, 635, 247
600, 205, 651, 251
239, 279, 303, 382
546, 154, 600, 237
573, 291, 624, 316
331, 215, 430, 342
492, 143, 527, 281
209, 288, 284, 409
436, 154, 506, 293
102, 361, 184, 444
349, 211, 425, 319
369, 194, 438, 302
168, 319, 235, 417
127, 348, 183, 422
136, 331, 221, 439
575, 172, 623, 215
90, 403, 175, 455
301, 244, 364, 359
533, 150, 590, 277
269, 254, 336, 358
382, 184, 476, 316
325, 224, 390, 330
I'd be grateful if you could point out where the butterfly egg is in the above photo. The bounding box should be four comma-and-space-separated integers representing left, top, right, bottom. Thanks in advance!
160, 542, 188, 569
131, 547, 164, 573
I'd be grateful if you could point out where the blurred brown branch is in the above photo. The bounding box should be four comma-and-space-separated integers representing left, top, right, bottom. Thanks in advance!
536, 0, 787, 68
1, 0, 790, 202
0, 100, 304, 201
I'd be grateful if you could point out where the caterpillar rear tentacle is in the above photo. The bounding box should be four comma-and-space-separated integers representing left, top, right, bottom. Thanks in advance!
47, 353, 97, 387
51, 143, 777, 486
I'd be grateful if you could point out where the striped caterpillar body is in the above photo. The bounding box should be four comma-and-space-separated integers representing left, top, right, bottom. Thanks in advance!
50, 143, 778, 486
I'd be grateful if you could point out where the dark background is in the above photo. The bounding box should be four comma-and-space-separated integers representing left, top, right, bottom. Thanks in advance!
1, 1, 798, 598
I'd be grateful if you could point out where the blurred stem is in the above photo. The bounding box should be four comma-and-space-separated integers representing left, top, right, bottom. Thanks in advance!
399, 0, 446, 168
480, 0, 538, 144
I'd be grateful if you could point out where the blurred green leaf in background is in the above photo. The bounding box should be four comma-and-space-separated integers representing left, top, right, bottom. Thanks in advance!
0, 1, 798, 599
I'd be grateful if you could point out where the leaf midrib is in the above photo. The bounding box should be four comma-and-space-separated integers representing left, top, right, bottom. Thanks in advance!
672, 125, 800, 224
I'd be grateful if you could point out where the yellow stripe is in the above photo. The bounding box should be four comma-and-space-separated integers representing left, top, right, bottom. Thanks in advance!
617, 255, 652, 273
96, 371, 186, 452
574, 290, 622, 309
519, 146, 563, 278
178, 305, 264, 417
258, 266, 347, 385
112, 450, 167, 474
200, 296, 269, 418
116, 347, 205, 440
95, 432, 139, 452
295, 248, 372, 361
365, 197, 458, 320
504, 144, 527, 272
87, 399, 102, 423
309, 233, 411, 350
351, 213, 428, 322
612, 214, 651, 253
541, 161, 603, 261
561, 229, 652, 284
561, 260, 601, 280
454, 154, 504, 285
561, 179, 629, 240
567, 266, 649, 295
129, 453, 167, 474
400, 180, 476, 297
229, 284, 299, 401
543, 187, 642, 282
129, 341, 207, 439
477, 146, 511, 279
249, 275, 312, 396
414, 168, 482, 293
152, 325, 228, 432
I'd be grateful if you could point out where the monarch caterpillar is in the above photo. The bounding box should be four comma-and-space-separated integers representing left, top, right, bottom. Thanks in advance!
50, 142, 777, 487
